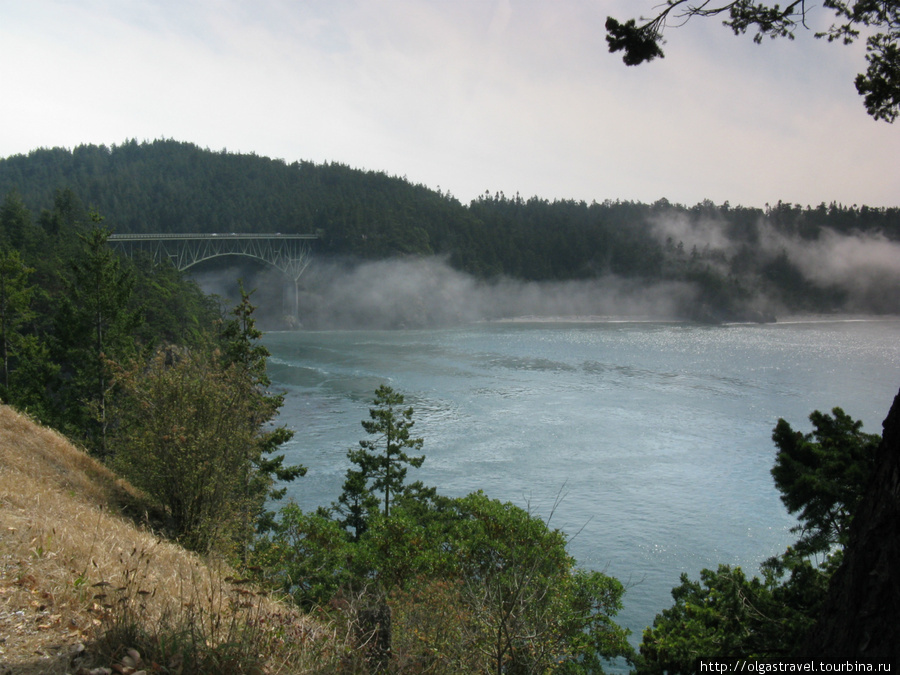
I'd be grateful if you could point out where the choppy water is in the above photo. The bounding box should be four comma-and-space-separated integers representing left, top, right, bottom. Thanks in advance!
264, 318, 900, 645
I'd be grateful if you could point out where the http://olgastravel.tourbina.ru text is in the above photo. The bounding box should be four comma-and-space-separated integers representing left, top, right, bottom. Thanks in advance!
700, 662, 891, 673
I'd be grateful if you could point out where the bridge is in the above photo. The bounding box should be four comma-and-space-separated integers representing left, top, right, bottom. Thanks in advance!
108, 233, 317, 320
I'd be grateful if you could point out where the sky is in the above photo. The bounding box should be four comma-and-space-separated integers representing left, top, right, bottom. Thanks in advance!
2, 0, 898, 209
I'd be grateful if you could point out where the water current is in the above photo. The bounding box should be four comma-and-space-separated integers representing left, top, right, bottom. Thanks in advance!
263, 318, 900, 646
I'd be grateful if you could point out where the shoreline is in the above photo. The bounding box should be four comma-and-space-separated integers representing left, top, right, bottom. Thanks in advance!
267, 313, 900, 333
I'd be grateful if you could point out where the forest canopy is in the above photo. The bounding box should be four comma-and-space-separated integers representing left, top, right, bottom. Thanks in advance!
2, 139, 900, 324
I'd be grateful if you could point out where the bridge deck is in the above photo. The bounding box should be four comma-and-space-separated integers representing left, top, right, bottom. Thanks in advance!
108, 233, 317, 240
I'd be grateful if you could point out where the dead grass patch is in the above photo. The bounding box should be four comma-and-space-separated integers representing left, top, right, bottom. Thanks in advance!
0, 405, 344, 674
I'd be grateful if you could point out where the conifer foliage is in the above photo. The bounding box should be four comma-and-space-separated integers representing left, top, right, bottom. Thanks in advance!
55, 219, 141, 455
0, 248, 36, 403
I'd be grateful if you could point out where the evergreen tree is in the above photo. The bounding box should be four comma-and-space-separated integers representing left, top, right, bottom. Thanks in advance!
54, 218, 141, 453
38, 187, 87, 238
218, 283, 305, 538
0, 248, 36, 401
0, 189, 40, 252
771, 407, 880, 556
339, 385, 425, 531
333, 466, 380, 541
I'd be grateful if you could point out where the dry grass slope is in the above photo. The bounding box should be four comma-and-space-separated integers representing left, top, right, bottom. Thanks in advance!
0, 405, 342, 675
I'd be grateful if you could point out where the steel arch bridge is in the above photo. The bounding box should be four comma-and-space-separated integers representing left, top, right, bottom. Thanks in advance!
108, 232, 317, 319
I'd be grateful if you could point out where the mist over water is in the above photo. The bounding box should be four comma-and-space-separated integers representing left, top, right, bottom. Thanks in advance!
290, 257, 699, 329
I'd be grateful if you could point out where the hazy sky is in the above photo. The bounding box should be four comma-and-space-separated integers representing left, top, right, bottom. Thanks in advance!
2, 0, 898, 208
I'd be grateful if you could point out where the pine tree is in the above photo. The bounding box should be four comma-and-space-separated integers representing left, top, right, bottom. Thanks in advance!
337, 385, 425, 532
0, 248, 35, 400
0, 189, 39, 252
54, 218, 141, 453
219, 282, 305, 539
333, 467, 380, 541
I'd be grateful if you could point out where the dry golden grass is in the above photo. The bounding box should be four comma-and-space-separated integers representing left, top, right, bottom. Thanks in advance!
0, 405, 345, 674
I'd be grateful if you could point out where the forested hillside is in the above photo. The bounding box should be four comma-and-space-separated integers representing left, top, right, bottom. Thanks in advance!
3, 139, 900, 321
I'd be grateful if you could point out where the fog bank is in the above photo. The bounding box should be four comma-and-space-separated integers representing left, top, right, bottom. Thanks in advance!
650, 208, 900, 314
294, 257, 697, 330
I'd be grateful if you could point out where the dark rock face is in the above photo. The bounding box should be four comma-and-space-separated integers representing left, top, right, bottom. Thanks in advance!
801, 388, 900, 664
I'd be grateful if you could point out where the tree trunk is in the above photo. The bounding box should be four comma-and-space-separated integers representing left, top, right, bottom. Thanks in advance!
358, 600, 391, 673
800, 387, 900, 663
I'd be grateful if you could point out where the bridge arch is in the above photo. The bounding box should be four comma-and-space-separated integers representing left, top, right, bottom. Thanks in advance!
108, 233, 316, 319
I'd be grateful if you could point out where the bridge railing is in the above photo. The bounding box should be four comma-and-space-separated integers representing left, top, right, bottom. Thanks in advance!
108, 233, 317, 276
108, 233, 318, 240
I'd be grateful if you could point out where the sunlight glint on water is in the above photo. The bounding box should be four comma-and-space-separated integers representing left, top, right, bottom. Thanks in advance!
264, 318, 900, 644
